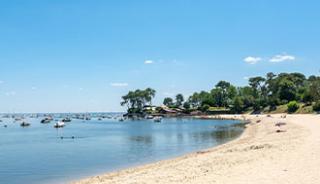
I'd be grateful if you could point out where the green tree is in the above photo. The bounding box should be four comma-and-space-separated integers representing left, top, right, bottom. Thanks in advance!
175, 94, 184, 107
183, 101, 191, 110
231, 97, 244, 114
211, 81, 236, 107
163, 97, 174, 107
121, 88, 156, 113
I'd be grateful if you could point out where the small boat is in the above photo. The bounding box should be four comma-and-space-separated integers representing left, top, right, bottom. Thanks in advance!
41, 118, 51, 124
154, 117, 162, 123
119, 118, 125, 122
54, 121, 65, 128
61, 117, 72, 122
14, 117, 23, 121
20, 122, 30, 127
146, 115, 154, 119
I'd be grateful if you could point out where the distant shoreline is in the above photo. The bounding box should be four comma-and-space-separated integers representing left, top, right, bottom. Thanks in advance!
72, 114, 320, 184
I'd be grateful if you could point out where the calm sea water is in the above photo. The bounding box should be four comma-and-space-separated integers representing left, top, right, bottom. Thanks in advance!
0, 116, 244, 184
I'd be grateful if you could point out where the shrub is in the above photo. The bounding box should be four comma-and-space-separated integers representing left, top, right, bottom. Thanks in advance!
199, 104, 210, 112
313, 101, 320, 112
287, 101, 299, 113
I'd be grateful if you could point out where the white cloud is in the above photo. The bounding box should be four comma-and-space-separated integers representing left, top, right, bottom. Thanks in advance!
110, 83, 128, 87
243, 56, 262, 64
144, 60, 154, 64
269, 54, 295, 63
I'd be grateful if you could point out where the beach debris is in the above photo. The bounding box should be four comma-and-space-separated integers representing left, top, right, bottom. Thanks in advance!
226, 144, 273, 153
256, 120, 262, 123
197, 150, 211, 154
275, 122, 286, 127
248, 144, 273, 151
276, 129, 286, 133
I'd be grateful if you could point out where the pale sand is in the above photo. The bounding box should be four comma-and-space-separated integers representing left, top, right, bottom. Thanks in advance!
73, 114, 320, 184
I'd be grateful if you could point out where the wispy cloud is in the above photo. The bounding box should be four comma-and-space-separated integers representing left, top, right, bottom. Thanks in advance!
243, 56, 262, 64
269, 54, 295, 63
110, 83, 129, 87
144, 60, 154, 64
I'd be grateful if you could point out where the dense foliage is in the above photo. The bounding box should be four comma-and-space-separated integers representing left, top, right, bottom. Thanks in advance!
313, 101, 320, 112
169, 72, 320, 113
121, 72, 320, 114
287, 101, 299, 113
120, 88, 156, 114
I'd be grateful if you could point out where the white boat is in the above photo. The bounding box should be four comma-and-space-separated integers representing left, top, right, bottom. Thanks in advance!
154, 117, 162, 123
41, 118, 51, 124
54, 121, 65, 128
146, 115, 154, 119
61, 117, 72, 122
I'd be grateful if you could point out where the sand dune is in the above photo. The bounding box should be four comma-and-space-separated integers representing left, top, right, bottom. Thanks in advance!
73, 114, 320, 184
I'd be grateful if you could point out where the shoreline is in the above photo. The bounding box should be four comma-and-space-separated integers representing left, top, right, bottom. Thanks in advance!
73, 114, 320, 184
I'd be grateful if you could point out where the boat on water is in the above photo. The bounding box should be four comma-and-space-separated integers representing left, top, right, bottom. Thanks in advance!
61, 117, 72, 122
41, 118, 51, 124
54, 121, 65, 128
154, 117, 162, 123
146, 115, 154, 119
20, 122, 30, 127
14, 117, 23, 121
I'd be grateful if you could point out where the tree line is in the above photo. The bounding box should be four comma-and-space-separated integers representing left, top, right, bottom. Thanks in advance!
121, 72, 320, 114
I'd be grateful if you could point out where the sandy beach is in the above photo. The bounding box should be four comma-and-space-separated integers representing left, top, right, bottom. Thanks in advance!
73, 114, 320, 184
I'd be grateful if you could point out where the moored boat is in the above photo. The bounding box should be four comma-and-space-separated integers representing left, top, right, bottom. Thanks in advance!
62, 117, 72, 122
146, 115, 154, 119
54, 121, 65, 128
20, 122, 30, 127
41, 118, 51, 124
154, 116, 162, 123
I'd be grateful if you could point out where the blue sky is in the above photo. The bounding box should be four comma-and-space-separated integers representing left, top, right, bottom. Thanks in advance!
0, 0, 319, 113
